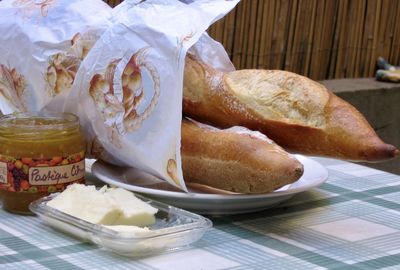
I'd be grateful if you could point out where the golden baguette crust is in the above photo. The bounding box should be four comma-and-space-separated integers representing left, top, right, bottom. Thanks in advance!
183, 55, 399, 162
181, 119, 304, 194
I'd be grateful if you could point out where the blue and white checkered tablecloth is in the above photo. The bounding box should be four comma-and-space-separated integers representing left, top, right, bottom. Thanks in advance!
1, 157, 400, 270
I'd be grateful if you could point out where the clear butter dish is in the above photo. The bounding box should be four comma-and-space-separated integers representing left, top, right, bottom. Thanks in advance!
30, 194, 212, 257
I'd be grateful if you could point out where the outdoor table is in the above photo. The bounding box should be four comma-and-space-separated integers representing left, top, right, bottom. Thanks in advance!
1, 157, 400, 269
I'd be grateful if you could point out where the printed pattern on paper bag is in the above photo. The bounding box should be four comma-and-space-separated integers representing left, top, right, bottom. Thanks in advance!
88, 47, 160, 135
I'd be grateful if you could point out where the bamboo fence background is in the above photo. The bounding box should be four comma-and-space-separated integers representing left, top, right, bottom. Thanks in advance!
106, 0, 400, 81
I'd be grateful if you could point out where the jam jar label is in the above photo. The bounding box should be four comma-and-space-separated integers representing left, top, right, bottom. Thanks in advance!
29, 160, 85, 186
0, 152, 85, 193
0, 162, 7, 184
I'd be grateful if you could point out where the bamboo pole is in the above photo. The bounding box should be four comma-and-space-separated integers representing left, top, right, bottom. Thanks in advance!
368, 0, 382, 75
252, 0, 262, 68
257, 0, 270, 68
304, 0, 317, 77
231, 2, 245, 68
245, 0, 258, 68
389, 2, 400, 63
354, 0, 366, 78
271, 0, 289, 69
284, 0, 299, 71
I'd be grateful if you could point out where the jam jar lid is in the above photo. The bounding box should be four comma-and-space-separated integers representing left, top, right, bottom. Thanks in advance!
0, 112, 80, 138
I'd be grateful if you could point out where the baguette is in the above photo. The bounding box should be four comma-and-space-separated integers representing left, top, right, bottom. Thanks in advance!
183, 55, 399, 162
181, 119, 304, 194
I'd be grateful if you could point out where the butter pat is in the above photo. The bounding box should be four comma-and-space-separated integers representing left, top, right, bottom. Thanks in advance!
47, 184, 158, 227
105, 188, 158, 227
47, 184, 120, 225
104, 225, 151, 237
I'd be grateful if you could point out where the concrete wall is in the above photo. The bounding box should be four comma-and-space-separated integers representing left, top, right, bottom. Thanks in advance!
320, 78, 400, 175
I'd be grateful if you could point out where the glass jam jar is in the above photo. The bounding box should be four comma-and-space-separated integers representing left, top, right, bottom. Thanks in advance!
0, 112, 86, 214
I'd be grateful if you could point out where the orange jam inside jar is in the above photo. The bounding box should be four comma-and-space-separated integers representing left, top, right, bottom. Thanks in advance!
0, 112, 86, 214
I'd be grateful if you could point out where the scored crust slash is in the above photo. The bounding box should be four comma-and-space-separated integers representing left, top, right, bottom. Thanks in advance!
46, 31, 98, 96
89, 47, 161, 136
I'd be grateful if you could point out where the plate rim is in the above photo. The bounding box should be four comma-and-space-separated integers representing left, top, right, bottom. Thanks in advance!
91, 155, 328, 201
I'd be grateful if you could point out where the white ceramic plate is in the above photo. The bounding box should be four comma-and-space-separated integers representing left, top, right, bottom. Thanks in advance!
92, 155, 328, 215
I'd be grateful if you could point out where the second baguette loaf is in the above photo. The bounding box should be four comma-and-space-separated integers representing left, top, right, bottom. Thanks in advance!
181, 119, 304, 194
183, 55, 399, 162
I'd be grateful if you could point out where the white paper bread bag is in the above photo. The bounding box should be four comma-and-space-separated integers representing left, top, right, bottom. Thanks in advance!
181, 0, 236, 73
0, 0, 239, 190
64, 0, 239, 190
0, 0, 113, 113
189, 32, 236, 72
